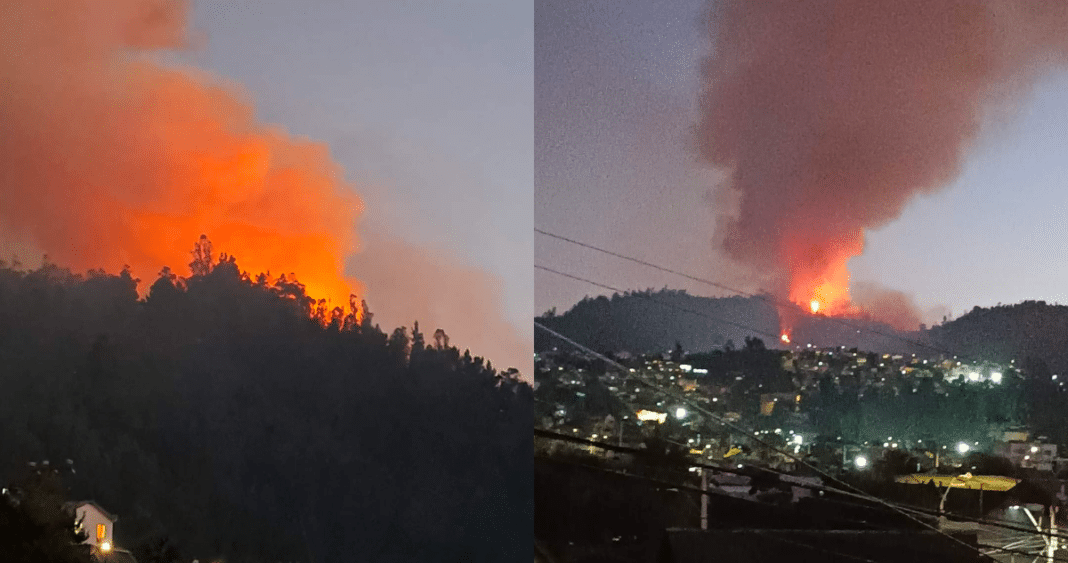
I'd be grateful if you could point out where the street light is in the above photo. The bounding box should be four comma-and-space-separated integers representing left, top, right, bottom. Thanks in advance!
675, 407, 687, 419
855, 455, 868, 469
957, 442, 970, 454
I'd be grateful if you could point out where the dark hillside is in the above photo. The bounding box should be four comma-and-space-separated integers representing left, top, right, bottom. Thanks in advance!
0, 250, 531, 563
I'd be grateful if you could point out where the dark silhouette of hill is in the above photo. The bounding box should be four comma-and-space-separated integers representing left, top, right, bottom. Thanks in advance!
538, 290, 1068, 388
927, 300, 1068, 375
535, 289, 779, 355
0, 239, 532, 563
535, 289, 921, 356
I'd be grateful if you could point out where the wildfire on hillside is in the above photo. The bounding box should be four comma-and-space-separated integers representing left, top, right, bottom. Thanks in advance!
0, 0, 362, 312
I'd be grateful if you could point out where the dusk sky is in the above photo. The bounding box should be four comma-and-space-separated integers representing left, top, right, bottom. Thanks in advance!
178, 1, 533, 371
536, 0, 1068, 327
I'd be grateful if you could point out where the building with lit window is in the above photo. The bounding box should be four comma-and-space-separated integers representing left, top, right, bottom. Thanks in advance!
70, 501, 137, 561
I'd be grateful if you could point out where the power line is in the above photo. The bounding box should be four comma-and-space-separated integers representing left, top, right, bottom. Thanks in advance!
536, 453, 887, 563
535, 264, 781, 341
535, 227, 965, 359
535, 263, 1055, 542
537, 439, 1068, 562
536, 428, 1068, 547
536, 228, 757, 297
534, 321, 1002, 562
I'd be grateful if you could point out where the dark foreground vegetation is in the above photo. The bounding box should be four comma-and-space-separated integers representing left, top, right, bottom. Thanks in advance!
0, 239, 532, 562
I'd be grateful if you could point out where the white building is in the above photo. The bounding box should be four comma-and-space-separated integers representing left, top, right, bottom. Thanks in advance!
74, 501, 117, 550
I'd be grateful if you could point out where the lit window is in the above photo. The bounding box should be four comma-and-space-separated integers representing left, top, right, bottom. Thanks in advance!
97, 523, 106, 542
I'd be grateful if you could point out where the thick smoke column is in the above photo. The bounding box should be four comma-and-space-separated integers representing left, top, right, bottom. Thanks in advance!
697, 0, 1068, 324
0, 0, 361, 305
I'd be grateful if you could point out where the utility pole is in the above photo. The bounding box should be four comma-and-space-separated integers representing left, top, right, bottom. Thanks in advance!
1047, 505, 1058, 563
700, 469, 708, 531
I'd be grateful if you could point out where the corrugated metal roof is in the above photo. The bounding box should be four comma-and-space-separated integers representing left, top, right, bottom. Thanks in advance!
895, 473, 1019, 491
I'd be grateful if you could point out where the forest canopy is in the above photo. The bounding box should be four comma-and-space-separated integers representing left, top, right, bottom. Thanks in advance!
0, 238, 532, 563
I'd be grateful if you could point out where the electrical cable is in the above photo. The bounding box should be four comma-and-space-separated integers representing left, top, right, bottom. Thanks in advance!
536, 227, 969, 359
535, 264, 782, 341
536, 427, 1068, 546
535, 321, 1010, 562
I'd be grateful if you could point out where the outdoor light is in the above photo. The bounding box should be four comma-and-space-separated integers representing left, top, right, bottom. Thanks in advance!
100, 541, 112, 552
675, 407, 687, 419
957, 442, 971, 454
1031, 446, 1039, 453
991, 372, 1002, 384
792, 435, 803, 445
968, 372, 980, 382
855, 455, 868, 468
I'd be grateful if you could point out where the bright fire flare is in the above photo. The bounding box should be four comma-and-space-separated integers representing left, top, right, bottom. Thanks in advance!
809, 300, 820, 314
780, 333, 790, 344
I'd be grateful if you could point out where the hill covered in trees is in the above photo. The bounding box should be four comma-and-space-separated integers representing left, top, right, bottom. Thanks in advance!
927, 301, 1068, 375
0, 240, 531, 563
538, 291, 1068, 376
535, 289, 915, 355
535, 289, 779, 355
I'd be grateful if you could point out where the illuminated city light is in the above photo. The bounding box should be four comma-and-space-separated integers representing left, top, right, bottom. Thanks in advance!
636, 410, 667, 424
792, 435, 803, 445
968, 372, 980, 382
101, 541, 112, 553
780, 333, 790, 344
991, 372, 1002, 384
675, 407, 687, 419
1031, 446, 1039, 453
855, 455, 868, 468
957, 442, 971, 454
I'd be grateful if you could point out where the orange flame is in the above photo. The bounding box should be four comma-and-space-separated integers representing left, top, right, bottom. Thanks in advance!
0, 3, 362, 312
780, 333, 790, 344
784, 237, 862, 317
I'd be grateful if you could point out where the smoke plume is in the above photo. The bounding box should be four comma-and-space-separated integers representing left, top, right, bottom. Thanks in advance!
697, 0, 1068, 321
850, 282, 922, 331
0, 0, 361, 305
349, 233, 531, 377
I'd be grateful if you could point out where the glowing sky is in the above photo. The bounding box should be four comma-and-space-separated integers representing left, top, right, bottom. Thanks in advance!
181, 1, 533, 370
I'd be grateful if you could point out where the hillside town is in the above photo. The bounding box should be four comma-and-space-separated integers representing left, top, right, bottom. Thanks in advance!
535, 339, 1065, 477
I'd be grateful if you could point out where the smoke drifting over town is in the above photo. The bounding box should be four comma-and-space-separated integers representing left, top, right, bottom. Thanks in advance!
696, 0, 1068, 326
